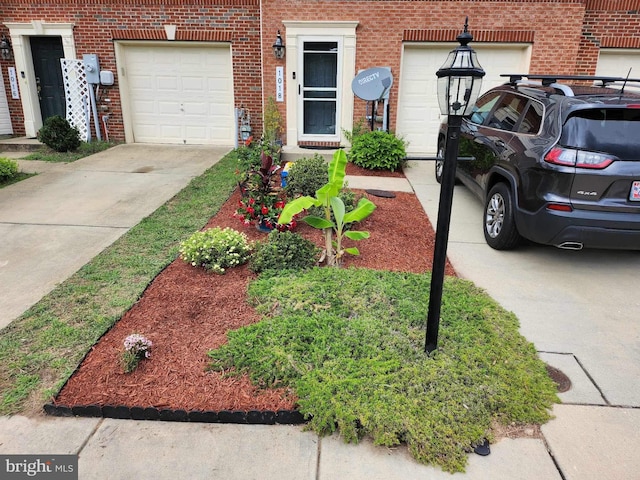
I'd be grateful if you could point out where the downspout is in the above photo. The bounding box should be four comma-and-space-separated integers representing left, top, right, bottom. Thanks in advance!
259, 0, 265, 139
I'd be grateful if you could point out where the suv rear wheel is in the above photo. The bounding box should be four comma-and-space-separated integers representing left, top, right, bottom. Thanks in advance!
484, 183, 521, 250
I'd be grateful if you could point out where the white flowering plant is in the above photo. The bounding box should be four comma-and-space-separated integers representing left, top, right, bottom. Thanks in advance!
179, 227, 251, 274
121, 333, 153, 373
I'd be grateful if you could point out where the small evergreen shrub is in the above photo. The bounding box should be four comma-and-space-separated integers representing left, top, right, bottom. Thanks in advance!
179, 227, 251, 274
249, 230, 320, 274
349, 130, 407, 172
0, 158, 19, 182
37, 115, 81, 153
284, 154, 328, 197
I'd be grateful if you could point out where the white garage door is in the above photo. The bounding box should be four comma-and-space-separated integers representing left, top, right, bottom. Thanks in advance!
120, 43, 234, 145
396, 43, 531, 156
0, 70, 13, 135
596, 49, 640, 80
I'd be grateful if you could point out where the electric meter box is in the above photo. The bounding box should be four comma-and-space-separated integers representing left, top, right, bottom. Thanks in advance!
83, 54, 100, 84
100, 70, 114, 86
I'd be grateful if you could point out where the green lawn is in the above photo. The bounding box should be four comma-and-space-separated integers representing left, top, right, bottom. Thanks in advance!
21, 141, 114, 163
210, 268, 558, 473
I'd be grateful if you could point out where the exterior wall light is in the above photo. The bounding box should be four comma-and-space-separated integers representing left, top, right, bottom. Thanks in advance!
273, 30, 285, 59
0, 34, 13, 61
426, 17, 485, 354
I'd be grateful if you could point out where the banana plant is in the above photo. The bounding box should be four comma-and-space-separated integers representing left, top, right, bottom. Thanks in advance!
278, 149, 376, 266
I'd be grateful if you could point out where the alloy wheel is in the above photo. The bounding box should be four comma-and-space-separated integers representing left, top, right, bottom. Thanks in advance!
485, 192, 505, 238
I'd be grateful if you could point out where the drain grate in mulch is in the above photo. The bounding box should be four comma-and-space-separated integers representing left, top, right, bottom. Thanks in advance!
365, 189, 396, 198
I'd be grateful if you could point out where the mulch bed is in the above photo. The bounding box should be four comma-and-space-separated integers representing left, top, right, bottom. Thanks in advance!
50, 168, 454, 419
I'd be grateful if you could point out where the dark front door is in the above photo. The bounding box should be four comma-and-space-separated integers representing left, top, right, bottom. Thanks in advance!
30, 36, 66, 121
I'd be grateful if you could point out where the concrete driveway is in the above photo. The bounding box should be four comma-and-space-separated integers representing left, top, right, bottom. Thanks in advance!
405, 160, 640, 479
406, 160, 640, 407
0, 144, 230, 329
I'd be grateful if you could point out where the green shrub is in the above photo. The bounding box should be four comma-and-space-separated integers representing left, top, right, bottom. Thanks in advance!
0, 157, 19, 182
37, 115, 81, 153
284, 154, 328, 197
249, 230, 320, 274
342, 118, 369, 144
179, 227, 251, 274
349, 130, 407, 172
235, 142, 262, 173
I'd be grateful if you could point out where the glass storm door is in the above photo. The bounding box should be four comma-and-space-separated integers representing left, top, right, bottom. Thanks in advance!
300, 40, 339, 141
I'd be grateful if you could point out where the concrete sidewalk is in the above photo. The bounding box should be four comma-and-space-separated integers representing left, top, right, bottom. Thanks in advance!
1, 146, 639, 479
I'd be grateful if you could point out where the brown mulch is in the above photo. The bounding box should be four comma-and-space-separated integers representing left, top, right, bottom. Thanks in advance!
54, 183, 454, 412
345, 161, 406, 178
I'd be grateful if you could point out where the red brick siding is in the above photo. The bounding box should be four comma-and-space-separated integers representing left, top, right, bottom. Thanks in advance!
579, 1, 640, 75
2, 0, 262, 142
262, 0, 586, 136
4, 0, 640, 144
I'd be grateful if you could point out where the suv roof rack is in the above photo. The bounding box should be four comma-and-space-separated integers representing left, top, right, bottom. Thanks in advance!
502, 74, 640, 96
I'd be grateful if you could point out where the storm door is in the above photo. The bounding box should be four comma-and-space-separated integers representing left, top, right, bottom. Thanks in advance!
30, 36, 66, 121
299, 40, 340, 142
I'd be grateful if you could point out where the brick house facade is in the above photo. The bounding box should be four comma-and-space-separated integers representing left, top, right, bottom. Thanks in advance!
1, 0, 640, 154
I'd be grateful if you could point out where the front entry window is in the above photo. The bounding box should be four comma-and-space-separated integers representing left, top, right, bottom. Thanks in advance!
302, 41, 338, 136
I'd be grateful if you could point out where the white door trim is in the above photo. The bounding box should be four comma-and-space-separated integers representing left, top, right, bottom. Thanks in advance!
282, 21, 358, 146
3, 22, 76, 137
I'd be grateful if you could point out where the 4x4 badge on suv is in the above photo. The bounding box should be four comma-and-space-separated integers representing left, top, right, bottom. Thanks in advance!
576, 190, 598, 196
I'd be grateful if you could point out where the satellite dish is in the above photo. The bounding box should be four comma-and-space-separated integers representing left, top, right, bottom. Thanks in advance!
352, 67, 393, 101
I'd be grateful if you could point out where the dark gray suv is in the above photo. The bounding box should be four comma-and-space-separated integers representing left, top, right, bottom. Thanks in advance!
436, 74, 640, 250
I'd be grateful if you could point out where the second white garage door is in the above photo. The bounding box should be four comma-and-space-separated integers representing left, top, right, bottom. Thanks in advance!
596, 49, 640, 80
396, 43, 531, 156
0, 70, 12, 135
118, 42, 235, 145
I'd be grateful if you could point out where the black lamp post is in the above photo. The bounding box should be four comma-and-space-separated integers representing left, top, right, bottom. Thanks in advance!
425, 18, 485, 354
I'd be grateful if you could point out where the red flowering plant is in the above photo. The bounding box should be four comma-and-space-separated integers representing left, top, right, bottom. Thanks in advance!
234, 149, 297, 231
235, 191, 296, 231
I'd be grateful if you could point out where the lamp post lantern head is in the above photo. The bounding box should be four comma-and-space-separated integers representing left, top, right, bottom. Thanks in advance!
273, 30, 285, 60
436, 18, 485, 117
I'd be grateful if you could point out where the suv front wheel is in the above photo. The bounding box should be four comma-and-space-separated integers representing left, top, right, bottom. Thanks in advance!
484, 183, 521, 250
435, 141, 444, 184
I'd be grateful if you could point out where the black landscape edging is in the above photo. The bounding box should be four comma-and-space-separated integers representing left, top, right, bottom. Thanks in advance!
43, 403, 307, 425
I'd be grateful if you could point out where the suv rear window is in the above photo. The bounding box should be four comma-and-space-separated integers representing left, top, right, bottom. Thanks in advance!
560, 108, 640, 160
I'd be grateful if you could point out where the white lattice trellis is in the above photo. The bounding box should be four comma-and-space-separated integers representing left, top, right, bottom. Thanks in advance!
61, 59, 90, 141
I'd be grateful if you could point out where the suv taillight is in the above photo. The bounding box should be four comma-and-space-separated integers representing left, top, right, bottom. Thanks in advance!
544, 147, 614, 169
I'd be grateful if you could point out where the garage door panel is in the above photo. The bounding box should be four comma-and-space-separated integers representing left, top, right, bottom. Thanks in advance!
397, 44, 530, 155
182, 76, 207, 92
596, 49, 640, 79
157, 76, 179, 91
121, 43, 234, 145
132, 100, 156, 114
158, 101, 180, 115
184, 102, 208, 115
